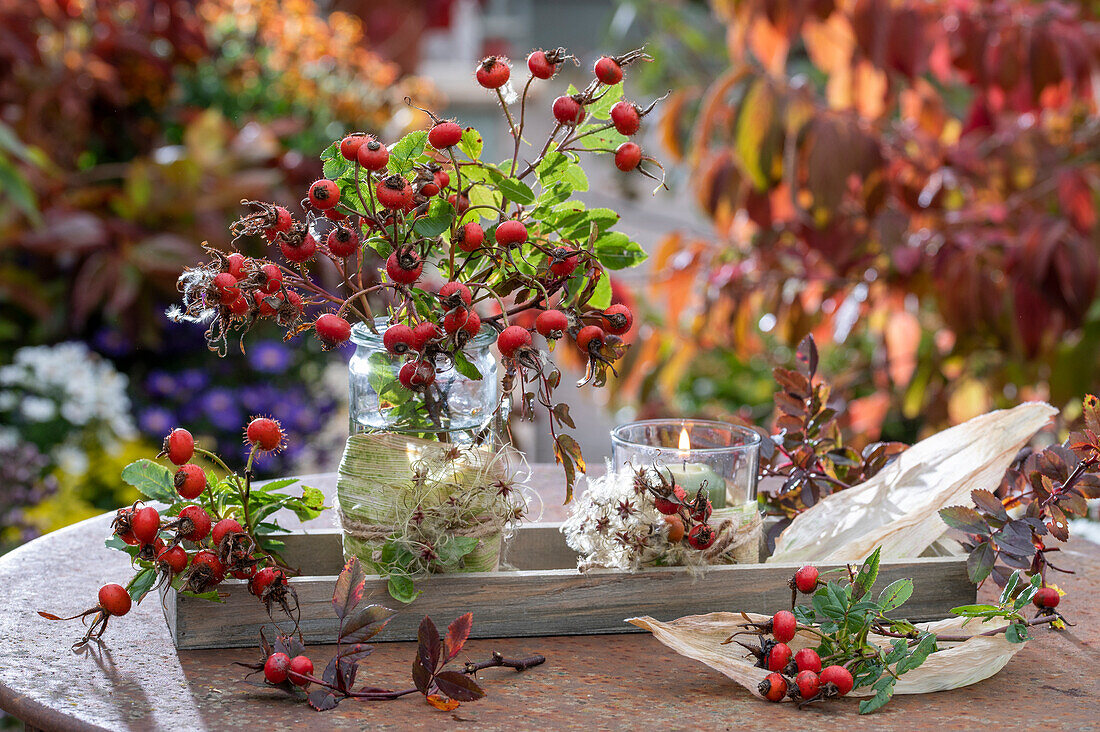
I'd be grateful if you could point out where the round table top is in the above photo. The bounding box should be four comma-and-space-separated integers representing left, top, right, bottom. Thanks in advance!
2, 469, 1099, 731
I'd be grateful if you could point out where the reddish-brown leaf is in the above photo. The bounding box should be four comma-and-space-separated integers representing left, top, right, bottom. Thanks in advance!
417, 616, 441, 673
444, 612, 473, 662
433, 670, 486, 702
411, 659, 432, 694
332, 557, 366, 620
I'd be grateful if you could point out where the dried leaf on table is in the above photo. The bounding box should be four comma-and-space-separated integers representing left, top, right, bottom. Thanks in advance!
627, 612, 1026, 699
768, 402, 1057, 563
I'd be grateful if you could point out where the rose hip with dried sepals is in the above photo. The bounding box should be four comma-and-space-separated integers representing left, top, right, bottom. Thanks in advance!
384, 324, 415, 355
386, 250, 423, 285
610, 101, 641, 136
594, 56, 623, 85
771, 610, 797, 644
455, 222, 484, 252
552, 95, 584, 126
157, 544, 188, 575
796, 565, 819, 593
163, 428, 194, 465
819, 665, 853, 696
687, 522, 716, 550
428, 121, 463, 150
326, 226, 358, 258
356, 138, 389, 170
765, 642, 792, 672
131, 506, 161, 545
177, 504, 211, 542
439, 281, 473, 308
1034, 586, 1060, 610
308, 179, 339, 209
476, 56, 510, 89
98, 584, 132, 617
411, 322, 441, 351
497, 326, 532, 359
794, 670, 821, 700
212, 518, 244, 547
535, 309, 569, 339
759, 672, 787, 702
264, 652, 291, 684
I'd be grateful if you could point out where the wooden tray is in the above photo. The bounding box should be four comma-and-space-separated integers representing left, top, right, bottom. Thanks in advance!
164, 523, 976, 650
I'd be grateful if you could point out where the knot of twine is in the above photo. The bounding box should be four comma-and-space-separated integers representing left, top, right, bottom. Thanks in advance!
337, 506, 504, 543
702, 512, 764, 561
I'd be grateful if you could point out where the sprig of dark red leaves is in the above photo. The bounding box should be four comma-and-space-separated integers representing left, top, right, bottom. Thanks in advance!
759, 335, 906, 547
940, 395, 1100, 586
238, 557, 544, 711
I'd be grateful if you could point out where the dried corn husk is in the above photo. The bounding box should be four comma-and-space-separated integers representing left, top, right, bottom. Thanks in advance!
627, 612, 1023, 699
768, 402, 1057, 564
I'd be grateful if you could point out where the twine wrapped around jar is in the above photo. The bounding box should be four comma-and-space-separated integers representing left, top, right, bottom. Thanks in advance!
336, 432, 521, 574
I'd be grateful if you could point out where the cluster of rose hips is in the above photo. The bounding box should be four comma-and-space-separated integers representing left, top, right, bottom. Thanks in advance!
42, 418, 299, 647
263, 650, 315, 688
484, 49, 658, 174
642, 468, 720, 551
732, 565, 856, 705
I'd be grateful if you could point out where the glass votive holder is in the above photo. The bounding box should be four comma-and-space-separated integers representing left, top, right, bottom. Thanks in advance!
610, 419, 761, 509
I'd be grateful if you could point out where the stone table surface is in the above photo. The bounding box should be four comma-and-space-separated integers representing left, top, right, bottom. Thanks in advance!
2, 467, 1100, 731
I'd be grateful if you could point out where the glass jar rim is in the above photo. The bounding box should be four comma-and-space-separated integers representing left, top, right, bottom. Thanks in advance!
610, 418, 762, 454
351, 317, 497, 347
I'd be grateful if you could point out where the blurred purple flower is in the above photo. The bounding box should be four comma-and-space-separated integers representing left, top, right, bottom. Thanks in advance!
178, 369, 209, 394
138, 406, 175, 436
92, 328, 132, 358
200, 387, 242, 427
248, 340, 293, 374
145, 371, 177, 398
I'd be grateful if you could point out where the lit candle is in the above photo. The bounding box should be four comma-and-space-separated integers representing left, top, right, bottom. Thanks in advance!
665, 428, 727, 508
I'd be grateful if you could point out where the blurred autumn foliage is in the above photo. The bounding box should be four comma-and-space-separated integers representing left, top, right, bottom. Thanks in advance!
0, 0, 429, 354
624, 0, 1100, 441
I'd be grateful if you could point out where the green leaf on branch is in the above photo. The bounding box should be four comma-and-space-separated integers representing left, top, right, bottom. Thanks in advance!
1005, 622, 1030, 643
387, 131, 428, 175
595, 231, 647, 270
897, 632, 937, 673
587, 83, 624, 119
877, 578, 913, 612
128, 567, 157, 604
436, 536, 480, 566
413, 198, 455, 238
486, 168, 536, 205
853, 546, 881, 599
575, 124, 629, 153
459, 127, 483, 160
586, 272, 612, 309
453, 351, 483, 380
321, 142, 352, 180
859, 678, 896, 714
535, 151, 589, 192
121, 459, 177, 503
387, 575, 421, 604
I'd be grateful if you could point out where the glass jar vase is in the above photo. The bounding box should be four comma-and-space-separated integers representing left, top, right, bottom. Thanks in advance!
347, 319, 501, 442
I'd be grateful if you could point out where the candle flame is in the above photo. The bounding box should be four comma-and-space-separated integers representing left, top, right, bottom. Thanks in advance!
679, 427, 691, 452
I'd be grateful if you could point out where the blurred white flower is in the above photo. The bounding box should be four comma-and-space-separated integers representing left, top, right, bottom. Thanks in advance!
20, 395, 56, 422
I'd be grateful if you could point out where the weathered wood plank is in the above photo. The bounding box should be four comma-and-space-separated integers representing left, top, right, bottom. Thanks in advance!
168, 524, 975, 649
